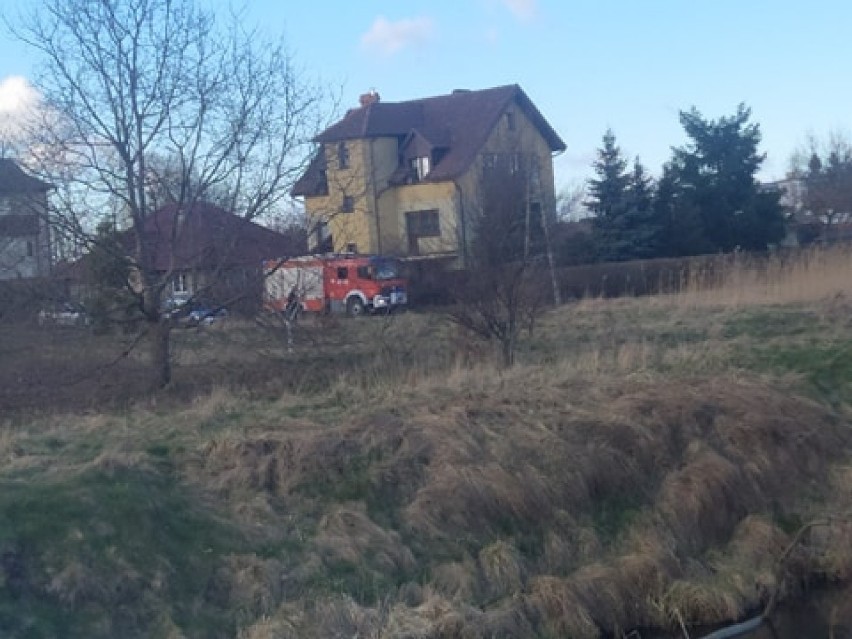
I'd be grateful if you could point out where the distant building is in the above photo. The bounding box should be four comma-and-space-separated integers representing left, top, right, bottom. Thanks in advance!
59, 201, 305, 312
762, 175, 806, 214
762, 175, 852, 246
135, 202, 305, 301
0, 158, 51, 279
292, 85, 566, 266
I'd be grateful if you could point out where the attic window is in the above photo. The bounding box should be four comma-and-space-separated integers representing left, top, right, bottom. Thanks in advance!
337, 141, 350, 170
506, 112, 516, 131
410, 156, 430, 181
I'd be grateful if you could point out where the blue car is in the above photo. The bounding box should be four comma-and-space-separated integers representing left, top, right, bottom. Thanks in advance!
186, 305, 229, 326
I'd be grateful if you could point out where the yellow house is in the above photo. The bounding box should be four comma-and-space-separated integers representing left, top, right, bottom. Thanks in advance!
292, 85, 565, 266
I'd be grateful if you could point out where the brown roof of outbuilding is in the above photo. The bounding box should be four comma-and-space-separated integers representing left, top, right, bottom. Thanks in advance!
0, 158, 51, 193
136, 202, 302, 271
294, 85, 565, 196
0, 214, 39, 237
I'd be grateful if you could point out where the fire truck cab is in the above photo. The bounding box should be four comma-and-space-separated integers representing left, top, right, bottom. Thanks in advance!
264, 254, 408, 317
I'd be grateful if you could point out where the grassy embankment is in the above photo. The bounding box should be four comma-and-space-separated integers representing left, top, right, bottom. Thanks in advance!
1, 246, 852, 638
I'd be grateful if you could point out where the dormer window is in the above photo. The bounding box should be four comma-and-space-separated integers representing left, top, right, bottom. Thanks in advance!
410, 156, 430, 182
337, 141, 350, 170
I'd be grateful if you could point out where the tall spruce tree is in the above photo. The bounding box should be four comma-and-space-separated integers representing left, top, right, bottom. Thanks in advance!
621, 158, 662, 259
669, 104, 785, 252
587, 130, 629, 261
587, 130, 661, 261
653, 163, 705, 256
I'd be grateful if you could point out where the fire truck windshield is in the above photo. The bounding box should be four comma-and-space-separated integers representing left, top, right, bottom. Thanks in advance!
372, 260, 400, 280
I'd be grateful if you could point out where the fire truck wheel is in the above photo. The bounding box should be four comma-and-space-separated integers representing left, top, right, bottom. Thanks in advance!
346, 297, 366, 317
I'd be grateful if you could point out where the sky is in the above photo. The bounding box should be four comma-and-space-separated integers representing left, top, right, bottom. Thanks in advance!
1, 0, 851, 195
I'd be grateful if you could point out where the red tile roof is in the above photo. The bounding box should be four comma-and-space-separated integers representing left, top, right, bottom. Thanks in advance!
293, 85, 564, 197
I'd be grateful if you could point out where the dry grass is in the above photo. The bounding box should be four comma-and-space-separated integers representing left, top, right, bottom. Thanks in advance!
672, 244, 852, 308
3, 246, 852, 637
175, 370, 851, 637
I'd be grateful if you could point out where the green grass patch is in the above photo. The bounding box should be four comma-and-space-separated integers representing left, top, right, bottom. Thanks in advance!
0, 468, 242, 638
294, 450, 383, 505
722, 307, 819, 340
591, 493, 644, 546
305, 558, 400, 605
745, 340, 852, 405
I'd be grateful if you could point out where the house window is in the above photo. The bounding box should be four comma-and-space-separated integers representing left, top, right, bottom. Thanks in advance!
314, 220, 333, 252
0, 197, 10, 215
406, 210, 440, 238
341, 195, 354, 213
26, 241, 34, 257
528, 202, 545, 246
337, 141, 350, 169
510, 153, 522, 175
172, 272, 189, 294
405, 209, 440, 256
346, 243, 358, 254
336, 266, 349, 279
482, 153, 498, 171
409, 156, 430, 181
529, 157, 542, 192
506, 111, 516, 131
317, 169, 329, 196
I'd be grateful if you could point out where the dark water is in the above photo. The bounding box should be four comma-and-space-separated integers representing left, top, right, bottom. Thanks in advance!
739, 602, 834, 639
654, 589, 852, 639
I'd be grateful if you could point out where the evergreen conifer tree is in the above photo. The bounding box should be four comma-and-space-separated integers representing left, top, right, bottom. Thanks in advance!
669, 104, 785, 252
588, 131, 662, 260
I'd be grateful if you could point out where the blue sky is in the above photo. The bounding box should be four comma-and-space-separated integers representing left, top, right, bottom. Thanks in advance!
2, 0, 851, 194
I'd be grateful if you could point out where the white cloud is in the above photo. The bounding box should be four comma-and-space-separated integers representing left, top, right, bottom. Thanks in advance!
360, 15, 435, 56
502, 0, 537, 21
0, 76, 38, 116
0, 76, 41, 146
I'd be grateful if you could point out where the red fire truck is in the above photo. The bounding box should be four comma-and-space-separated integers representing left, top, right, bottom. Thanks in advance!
264, 254, 408, 317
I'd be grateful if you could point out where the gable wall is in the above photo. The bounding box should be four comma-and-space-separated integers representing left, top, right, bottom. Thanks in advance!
0, 190, 50, 280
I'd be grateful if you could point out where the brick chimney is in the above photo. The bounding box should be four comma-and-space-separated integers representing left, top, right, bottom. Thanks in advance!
359, 90, 380, 108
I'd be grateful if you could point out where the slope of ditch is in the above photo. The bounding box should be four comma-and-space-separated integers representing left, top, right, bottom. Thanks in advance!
4, 366, 846, 637
199, 372, 852, 638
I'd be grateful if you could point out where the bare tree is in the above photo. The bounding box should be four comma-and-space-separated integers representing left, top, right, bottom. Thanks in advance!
556, 181, 587, 222
10, 0, 328, 387
792, 132, 852, 236
449, 153, 553, 367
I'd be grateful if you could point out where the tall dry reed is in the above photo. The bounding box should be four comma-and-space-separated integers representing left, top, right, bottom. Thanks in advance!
672, 244, 852, 308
